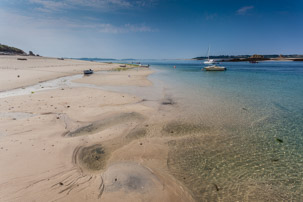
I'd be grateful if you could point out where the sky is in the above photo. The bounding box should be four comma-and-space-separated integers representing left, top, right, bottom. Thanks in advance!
0, 0, 303, 59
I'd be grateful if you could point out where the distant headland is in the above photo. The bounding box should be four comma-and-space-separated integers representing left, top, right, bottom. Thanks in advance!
2, 43, 303, 62
0, 43, 39, 56
194, 54, 303, 62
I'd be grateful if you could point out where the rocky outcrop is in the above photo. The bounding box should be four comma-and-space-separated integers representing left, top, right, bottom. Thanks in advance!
29, 51, 35, 56
250, 54, 264, 59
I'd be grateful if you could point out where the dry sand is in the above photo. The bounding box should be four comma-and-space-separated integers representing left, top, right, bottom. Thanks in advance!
0, 55, 117, 91
0, 56, 194, 202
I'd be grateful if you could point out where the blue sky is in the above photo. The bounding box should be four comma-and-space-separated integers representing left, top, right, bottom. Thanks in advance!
0, 0, 302, 58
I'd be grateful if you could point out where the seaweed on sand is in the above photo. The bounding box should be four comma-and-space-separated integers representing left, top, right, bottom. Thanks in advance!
68, 112, 145, 137
275, 138, 283, 143
162, 121, 210, 136
77, 144, 107, 171
126, 128, 147, 140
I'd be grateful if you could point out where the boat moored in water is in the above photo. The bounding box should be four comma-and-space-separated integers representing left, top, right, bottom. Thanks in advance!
203, 65, 226, 71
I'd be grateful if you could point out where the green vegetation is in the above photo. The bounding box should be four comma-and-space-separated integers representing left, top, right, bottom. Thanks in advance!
110, 63, 140, 71
111, 64, 139, 71
129, 64, 140, 67
111, 67, 130, 71
0, 44, 25, 55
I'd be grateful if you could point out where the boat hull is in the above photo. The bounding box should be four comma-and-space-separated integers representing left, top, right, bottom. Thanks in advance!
203, 66, 226, 71
203, 61, 218, 64
83, 70, 94, 74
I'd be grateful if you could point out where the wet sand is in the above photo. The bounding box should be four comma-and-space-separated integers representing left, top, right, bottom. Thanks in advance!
0, 56, 194, 202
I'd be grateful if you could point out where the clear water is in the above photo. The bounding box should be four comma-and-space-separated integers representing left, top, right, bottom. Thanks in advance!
2, 57, 302, 200
101, 59, 303, 201
73, 59, 303, 200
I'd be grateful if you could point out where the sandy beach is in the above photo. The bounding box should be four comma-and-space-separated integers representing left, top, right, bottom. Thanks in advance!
0, 56, 194, 202
1, 0, 302, 199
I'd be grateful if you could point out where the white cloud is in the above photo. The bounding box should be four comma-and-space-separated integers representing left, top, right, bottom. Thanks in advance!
0, 9, 156, 34
68, 0, 132, 9
0, 9, 155, 57
135, 0, 158, 7
0, 3, 157, 58
236, 6, 254, 15
65, 22, 156, 33
121, 24, 156, 33
29, 0, 68, 11
29, 0, 157, 12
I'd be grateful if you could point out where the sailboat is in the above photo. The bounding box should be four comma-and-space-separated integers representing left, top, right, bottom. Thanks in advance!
202, 46, 226, 71
203, 46, 218, 64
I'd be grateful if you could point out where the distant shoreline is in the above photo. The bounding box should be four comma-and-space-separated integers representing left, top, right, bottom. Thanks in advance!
218, 58, 303, 62
193, 54, 303, 62
1, 53, 303, 62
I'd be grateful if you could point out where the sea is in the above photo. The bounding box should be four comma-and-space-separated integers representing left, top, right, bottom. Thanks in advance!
89, 59, 303, 201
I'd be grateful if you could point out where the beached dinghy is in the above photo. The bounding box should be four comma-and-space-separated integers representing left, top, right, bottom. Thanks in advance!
203, 65, 226, 71
83, 69, 94, 75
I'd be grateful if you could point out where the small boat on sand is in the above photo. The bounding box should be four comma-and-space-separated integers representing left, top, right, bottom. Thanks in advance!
203, 65, 226, 71
83, 69, 94, 75
120, 64, 127, 67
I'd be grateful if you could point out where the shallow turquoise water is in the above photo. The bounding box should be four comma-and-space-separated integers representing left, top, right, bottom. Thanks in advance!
93, 59, 303, 200
152, 60, 303, 201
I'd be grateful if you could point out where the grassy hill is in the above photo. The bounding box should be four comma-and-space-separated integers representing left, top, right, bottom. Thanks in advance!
0, 44, 26, 55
